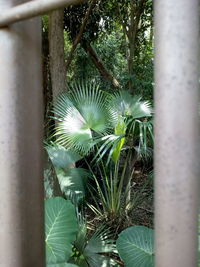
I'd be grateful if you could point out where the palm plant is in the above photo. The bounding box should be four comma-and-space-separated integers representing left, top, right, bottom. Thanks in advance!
53, 81, 116, 155
70, 218, 117, 266
52, 81, 153, 222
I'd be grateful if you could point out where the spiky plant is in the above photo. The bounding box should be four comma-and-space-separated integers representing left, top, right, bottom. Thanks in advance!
52, 81, 153, 221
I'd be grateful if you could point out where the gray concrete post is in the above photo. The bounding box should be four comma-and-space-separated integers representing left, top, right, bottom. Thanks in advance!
154, 0, 200, 266
0, 1, 44, 266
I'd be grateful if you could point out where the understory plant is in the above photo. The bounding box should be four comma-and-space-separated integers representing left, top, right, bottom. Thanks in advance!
50, 81, 153, 223
45, 197, 155, 267
70, 220, 117, 266
45, 197, 117, 266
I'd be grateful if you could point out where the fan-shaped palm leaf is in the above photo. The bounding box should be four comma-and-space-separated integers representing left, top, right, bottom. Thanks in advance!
53, 81, 116, 155
92, 91, 153, 165
73, 222, 117, 267
109, 91, 152, 119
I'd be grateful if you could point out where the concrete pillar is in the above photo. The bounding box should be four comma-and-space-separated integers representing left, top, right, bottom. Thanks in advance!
0, 1, 44, 266
154, 0, 200, 266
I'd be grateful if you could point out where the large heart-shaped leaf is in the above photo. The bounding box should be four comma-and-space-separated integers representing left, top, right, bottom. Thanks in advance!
116, 226, 154, 267
45, 197, 78, 264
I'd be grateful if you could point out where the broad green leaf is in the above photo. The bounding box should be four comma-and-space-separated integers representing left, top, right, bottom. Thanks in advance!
116, 226, 154, 267
56, 168, 90, 204
45, 197, 78, 264
46, 144, 82, 168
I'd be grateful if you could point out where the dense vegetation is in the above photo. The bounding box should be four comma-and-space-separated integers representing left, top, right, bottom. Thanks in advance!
43, 1, 155, 266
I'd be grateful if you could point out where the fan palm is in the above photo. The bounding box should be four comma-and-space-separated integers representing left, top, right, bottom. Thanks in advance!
53, 81, 153, 219
53, 83, 152, 161
71, 221, 117, 266
53, 81, 116, 155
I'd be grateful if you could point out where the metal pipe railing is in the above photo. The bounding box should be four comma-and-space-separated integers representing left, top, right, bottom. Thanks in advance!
154, 0, 200, 266
0, 0, 86, 28
0, 1, 44, 266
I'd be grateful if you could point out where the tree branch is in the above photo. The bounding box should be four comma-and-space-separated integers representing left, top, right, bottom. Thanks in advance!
83, 43, 120, 89
66, 0, 96, 70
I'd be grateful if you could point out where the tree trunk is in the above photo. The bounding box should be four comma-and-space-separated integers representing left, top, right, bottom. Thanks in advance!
83, 43, 120, 89
65, 0, 96, 72
42, 23, 54, 139
49, 9, 66, 104
122, 0, 146, 92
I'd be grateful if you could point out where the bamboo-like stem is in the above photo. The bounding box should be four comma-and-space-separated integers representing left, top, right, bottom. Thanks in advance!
0, 0, 86, 28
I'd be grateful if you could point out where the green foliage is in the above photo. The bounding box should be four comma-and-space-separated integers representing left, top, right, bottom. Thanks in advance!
46, 143, 82, 169
112, 118, 126, 162
46, 143, 90, 205
56, 167, 90, 205
64, 2, 102, 43
116, 226, 154, 267
52, 82, 153, 222
54, 82, 153, 160
45, 197, 78, 265
71, 222, 117, 266
53, 81, 115, 155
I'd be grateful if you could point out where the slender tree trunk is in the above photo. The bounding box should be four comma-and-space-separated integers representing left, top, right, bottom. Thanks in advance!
65, 0, 96, 72
127, 1, 136, 91
83, 43, 120, 89
123, 0, 146, 92
49, 8, 66, 104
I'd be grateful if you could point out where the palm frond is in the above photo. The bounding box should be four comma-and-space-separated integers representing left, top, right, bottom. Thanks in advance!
109, 90, 152, 119
84, 225, 117, 267
92, 134, 125, 165
53, 81, 116, 155
69, 81, 115, 132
